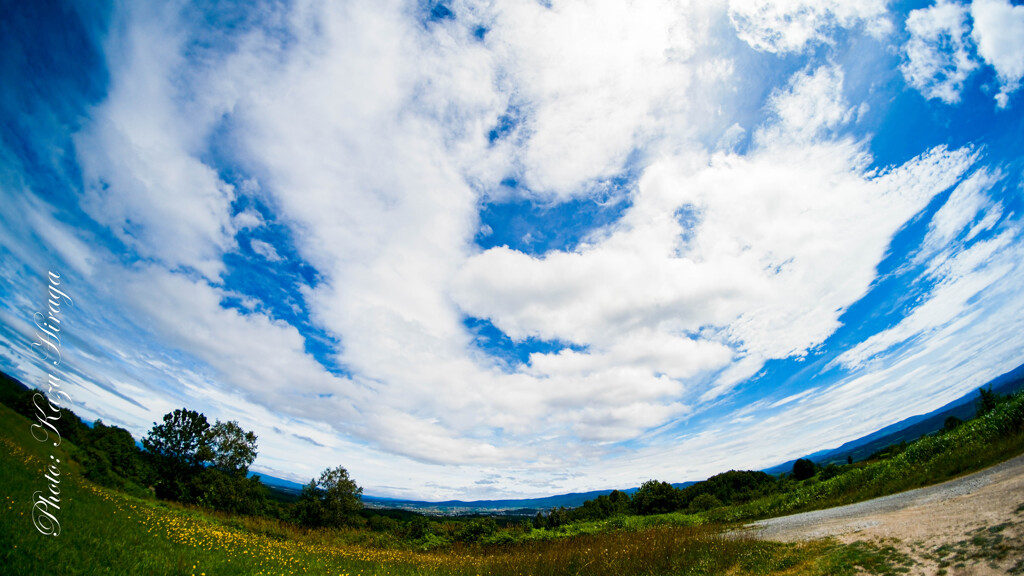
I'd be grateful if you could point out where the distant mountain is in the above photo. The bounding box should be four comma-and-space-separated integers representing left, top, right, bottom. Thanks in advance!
360, 482, 697, 515
250, 471, 305, 493
361, 489, 627, 514
764, 362, 1024, 475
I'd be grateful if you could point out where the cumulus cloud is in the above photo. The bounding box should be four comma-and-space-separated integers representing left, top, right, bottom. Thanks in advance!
900, 0, 978, 104
755, 65, 856, 146
728, 0, 891, 54
484, 0, 722, 196
970, 0, 1024, 107
456, 65, 976, 414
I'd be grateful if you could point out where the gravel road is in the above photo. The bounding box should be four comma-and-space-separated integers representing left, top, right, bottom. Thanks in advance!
743, 452, 1024, 542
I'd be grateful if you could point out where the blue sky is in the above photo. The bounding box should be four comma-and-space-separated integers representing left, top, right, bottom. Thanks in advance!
1, 0, 1023, 500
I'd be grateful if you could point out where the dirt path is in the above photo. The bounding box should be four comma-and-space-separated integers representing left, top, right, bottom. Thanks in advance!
743, 453, 1024, 574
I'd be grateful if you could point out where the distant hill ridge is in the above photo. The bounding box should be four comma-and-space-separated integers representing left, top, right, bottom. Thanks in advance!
359, 484, 697, 513
359, 362, 1024, 512
761, 363, 1024, 475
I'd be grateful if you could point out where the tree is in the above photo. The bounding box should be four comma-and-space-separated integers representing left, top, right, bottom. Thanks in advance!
142, 408, 213, 500
533, 511, 546, 529
631, 480, 682, 515
81, 419, 154, 493
818, 463, 842, 481
545, 507, 570, 529
295, 465, 363, 527
679, 470, 778, 507
792, 458, 816, 481
209, 420, 257, 475
456, 518, 497, 542
142, 408, 213, 469
976, 387, 1000, 418
407, 516, 433, 539
943, 415, 963, 432
574, 489, 631, 521
142, 409, 264, 510
193, 468, 269, 515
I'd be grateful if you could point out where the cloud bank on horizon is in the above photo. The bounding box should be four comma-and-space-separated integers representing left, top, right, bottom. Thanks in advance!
1, 0, 1023, 500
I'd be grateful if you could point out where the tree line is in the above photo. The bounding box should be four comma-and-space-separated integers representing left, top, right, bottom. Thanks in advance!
0, 372, 363, 527
534, 468, 784, 529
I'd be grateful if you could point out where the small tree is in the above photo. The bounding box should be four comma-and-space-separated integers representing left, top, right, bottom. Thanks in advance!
532, 511, 546, 529
943, 415, 963, 432
819, 463, 842, 481
792, 458, 816, 481
976, 387, 1000, 418
295, 465, 363, 527
456, 517, 497, 542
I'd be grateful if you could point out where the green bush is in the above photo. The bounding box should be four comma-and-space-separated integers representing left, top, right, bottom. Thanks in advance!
687, 493, 722, 512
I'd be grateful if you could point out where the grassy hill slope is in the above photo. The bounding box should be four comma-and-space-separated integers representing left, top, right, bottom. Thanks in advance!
0, 400, 924, 575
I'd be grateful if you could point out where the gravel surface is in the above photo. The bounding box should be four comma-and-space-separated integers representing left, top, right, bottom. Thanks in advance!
744, 452, 1024, 541
740, 453, 1024, 574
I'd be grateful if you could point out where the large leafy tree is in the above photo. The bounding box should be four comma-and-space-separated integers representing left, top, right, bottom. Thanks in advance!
143, 408, 212, 501
142, 408, 213, 469
630, 479, 682, 515
142, 408, 263, 510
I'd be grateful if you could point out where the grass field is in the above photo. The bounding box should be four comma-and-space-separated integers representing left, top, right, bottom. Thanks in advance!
3, 394, 1023, 575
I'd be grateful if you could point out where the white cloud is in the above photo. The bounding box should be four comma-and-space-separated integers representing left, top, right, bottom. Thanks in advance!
919, 168, 999, 258
233, 208, 264, 231
900, 0, 978, 104
728, 0, 891, 54
838, 168, 1010, 371
971, 0, 1024, 107
73, 3, 239, 280
249, 239, 283, 262
455, 65, 976, 419
755, 65, 856, 146
211, 0, 750, 460
487, 1, 698, 195
473, 0, 742, 198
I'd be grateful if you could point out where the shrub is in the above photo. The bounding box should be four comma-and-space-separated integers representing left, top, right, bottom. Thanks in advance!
687, 493, 722, 513
792, 458, 816, 481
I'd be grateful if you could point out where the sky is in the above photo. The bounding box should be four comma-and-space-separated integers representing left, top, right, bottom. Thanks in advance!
1, 0, 1023, 501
